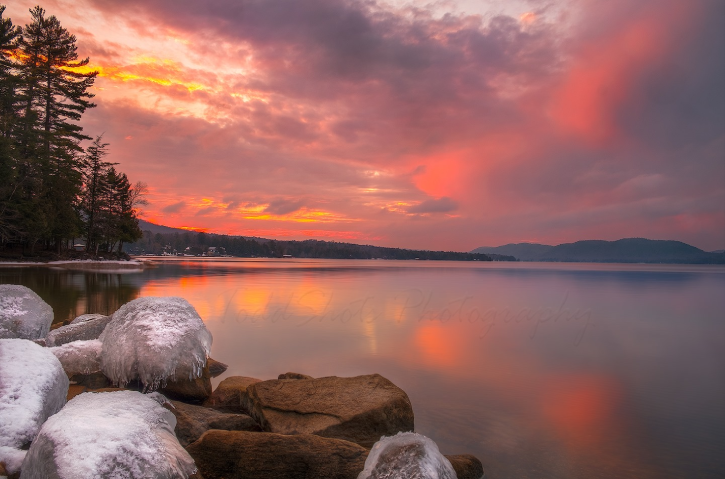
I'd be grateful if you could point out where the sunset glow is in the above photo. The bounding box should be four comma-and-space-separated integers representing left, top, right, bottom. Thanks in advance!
5, 0, 723, 250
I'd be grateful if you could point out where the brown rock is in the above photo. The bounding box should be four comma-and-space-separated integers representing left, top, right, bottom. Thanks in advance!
166, 400, 260, 447
243, 374, 414, 448
159, 361, 222, 403
206, 358, 228, 378
186, 430, 368, 479
445, 454, 485, 479
278, 372, 314, 380
87, 387, 125, 393
160, 375, 212, 403
66, 384, 86, 401
202, 376, 262, 412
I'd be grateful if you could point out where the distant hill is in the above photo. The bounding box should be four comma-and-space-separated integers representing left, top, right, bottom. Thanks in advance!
472, 238, 725, 264
138, 219, 185, 235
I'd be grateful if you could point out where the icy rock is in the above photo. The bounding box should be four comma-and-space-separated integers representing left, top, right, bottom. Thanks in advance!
50, 340, 102, 377
70, 313, 108, 325
0, 339, 68, 475
99, 297, 212, 390
357, 432, 457, 479
0, 285, 53, 340
20, 390, 197, 479
46, 315, 111, 347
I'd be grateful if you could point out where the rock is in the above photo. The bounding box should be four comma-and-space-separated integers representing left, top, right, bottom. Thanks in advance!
202, 376, 262, 412
358, 432, 456, 479
278, 371, 314, 380
243, 374, 414, 448
70, 371, 111, 389
166, 400, 260, 447
187, 430, 368, 479
50, 339, 102, 377
0, 285, 53, 340
66, 385, 86, 401
445, 454, 485, 479
21, 391, 196, 479
45, 314, 111, 346
70, 313, 108, 325
99, 296, 212, 390
206, 357, 228, 378
159, 362, 214, 403
0, 339, 69, 476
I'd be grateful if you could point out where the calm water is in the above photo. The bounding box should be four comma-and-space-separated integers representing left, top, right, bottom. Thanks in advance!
2, 259, 724, 478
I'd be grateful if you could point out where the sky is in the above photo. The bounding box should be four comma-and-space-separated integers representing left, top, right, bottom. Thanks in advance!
6, 0, 725, 251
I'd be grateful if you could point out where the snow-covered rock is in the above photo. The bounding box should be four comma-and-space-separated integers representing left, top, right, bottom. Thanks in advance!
99, 297, 212, 390
50, 340, 102, 377
21, 390, 197, 479
358, 432, 457, 479
0, 285, 53, 340
71, 313, 108, 325
46, 315, 111, 346
0, 339, 68, 475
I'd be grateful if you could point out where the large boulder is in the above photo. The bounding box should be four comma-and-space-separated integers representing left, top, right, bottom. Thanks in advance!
0, 339, 68, 475
159, 368, 213, 403
202, 376, 261, 412
166, 400, 260, 447
45, 314, 111, 346
187, 430, 367, 479
0, 285, 53, 340
357, 432, 457, 479
50, 339, 102, 377
444, 455, 485, 479
243, 374, 414, 448
21, 391, 197, 479
99, 297, 212, 390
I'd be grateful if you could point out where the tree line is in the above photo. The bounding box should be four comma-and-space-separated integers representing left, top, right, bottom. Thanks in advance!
127, 228, 509, 261
0, 5, 143, 256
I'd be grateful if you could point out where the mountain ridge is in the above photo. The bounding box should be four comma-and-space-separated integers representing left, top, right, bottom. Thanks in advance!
472, 238, 725, 264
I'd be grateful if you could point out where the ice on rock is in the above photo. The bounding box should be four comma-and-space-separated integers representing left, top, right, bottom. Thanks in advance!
0, 285, 53, 340
70, 313, 108, 325
0, 339, 68, 475
46, 315, 112, 346
21, 390, 197, 479
50, 340, 102, 377
99, 297, 212, 390
357, 432, 457, 479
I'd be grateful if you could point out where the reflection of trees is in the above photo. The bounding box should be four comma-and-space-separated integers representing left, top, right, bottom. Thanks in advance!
0, 268, 141, 324
82, 273, 140, 319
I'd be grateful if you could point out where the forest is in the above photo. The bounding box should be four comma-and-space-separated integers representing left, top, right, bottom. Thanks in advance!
127, 227, 512, 261
0, 5, 143, 258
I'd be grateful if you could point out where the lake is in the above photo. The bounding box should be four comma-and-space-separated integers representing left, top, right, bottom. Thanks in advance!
2, 258, 724, 478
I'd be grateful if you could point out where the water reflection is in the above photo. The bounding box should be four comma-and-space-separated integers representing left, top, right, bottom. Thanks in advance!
1, 259, 723, 479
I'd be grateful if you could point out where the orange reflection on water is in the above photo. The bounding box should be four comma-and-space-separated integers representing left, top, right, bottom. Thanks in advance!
542, 375, 621, 448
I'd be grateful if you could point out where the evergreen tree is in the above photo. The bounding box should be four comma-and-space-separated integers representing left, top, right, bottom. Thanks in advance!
0, 5, 22, 244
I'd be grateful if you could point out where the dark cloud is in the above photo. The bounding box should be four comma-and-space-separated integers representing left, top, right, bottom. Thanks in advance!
263, 198, 306, 215
162, 201, 186, 213
407, 197, 458, 214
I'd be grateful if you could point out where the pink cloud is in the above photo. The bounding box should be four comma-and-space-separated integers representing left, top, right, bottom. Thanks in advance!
5, 0, 723, 250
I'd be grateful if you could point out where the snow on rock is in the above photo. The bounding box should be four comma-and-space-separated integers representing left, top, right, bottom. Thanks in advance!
357, 432, 457, 479
0, 339, 68, 475
70, 313, 108, 325
21, 390, 197, 479
0, 285, 53, 340
46, 315, 111, 347
99, 297, 212, 390
50, 340, 102, 377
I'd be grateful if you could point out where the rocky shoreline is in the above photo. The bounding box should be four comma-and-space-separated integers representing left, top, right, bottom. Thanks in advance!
0, 284, 484, 479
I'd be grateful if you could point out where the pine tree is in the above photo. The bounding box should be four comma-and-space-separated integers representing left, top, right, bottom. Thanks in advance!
0, 5, 22, 244
80, 135, 113, 253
